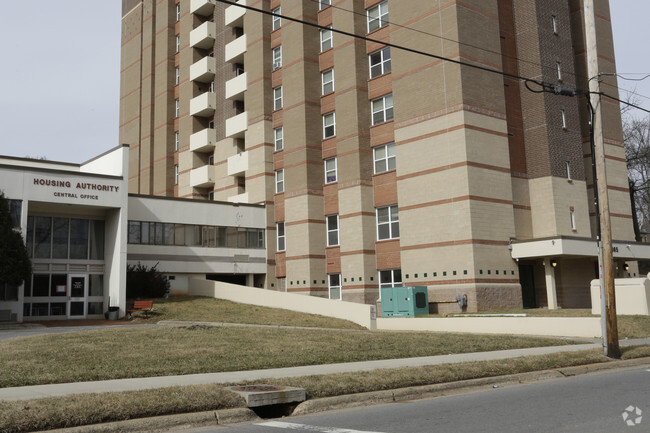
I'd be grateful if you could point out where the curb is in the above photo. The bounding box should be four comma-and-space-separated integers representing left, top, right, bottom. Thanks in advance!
36, 357, 650, 433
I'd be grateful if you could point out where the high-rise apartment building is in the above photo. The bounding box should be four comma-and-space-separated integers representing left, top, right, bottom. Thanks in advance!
120, 0, 646, 312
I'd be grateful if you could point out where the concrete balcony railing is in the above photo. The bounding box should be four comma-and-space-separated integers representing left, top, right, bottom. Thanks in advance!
225, 72, 247, 101
228, 192, 249, 204
190, 56, 217, 83
190, 128, 217, 153
189, 164, 216, 188
225, 0, 246, 27
190, 0, 216, 16
225, 111, 248, 138
190, 21, 216, 50
190, 92, 217, 117
224, 34, 247, 64
227, 151, 248, 176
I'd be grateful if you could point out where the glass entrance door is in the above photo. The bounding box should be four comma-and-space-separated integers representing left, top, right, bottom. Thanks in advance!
68, 274, 87, 318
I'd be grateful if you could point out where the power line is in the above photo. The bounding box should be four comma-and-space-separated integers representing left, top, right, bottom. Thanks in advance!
215, 0, 650, 115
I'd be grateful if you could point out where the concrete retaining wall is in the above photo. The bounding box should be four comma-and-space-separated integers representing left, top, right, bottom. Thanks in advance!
377, 317, 602, 338
189, 279, 377, 330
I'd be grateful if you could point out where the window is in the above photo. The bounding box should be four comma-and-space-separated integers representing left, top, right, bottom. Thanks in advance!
371, 94, 394, 125
275, 169, 284, 193
325, 157, 337, 183
277, 222, 285, 251
274, 86, 283, 110
556, 62, 562, 81
374, 142, 396, 173
175, 99, 180, 117
176, 3, 180, 21
322, 68, 335, 94
323, 112, 336, 138
570, 209, 576, 230
175, 67, 180, 85
328, 273, 341, 300
274, 127, 284, 151
319, 0, 331, 10
369, 47, 391, 78
327, 215, 339, 246
377, 205, 399, 240
9, 200, 21, 228
379, 269, 402, 289
552, 15, 558, 34
174, 165, 179, 184
367, 1, 389, 32
272, 7, 281, 30
565, 161, 571, 180
174, 131, 179, 151
208, 191, 214, 201
320, 28, 333, 51
175, 35, 180, 53
561, 109, 567, 129
273, 46, 282, 69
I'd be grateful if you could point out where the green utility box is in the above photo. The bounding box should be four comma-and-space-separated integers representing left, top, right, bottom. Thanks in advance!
380, 286, 429, 317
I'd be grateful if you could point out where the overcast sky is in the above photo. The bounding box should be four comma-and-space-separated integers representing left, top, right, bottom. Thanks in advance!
0, 1, 648, 163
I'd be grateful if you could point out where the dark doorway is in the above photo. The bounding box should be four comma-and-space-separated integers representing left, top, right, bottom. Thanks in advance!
206, 274, 246, 285
519, 264, 537, 308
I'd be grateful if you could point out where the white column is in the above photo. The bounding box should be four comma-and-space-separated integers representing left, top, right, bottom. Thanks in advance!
544, 258, 558, 310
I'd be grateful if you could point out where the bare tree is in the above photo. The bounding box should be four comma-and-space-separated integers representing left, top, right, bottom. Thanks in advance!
623, 95, 650, 240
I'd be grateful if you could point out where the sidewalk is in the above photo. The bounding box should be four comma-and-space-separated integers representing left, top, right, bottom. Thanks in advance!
3, 338, 649, 402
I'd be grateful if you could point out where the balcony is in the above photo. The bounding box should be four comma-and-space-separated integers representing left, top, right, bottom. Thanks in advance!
190, 0, 216, 16
225, 34, 247, 64
225, 72, 247, 101
190, 128, 217, 153
190, 56, 217, 83
190, 92, 217, 117
189, 164, 216, 188
226, 111, 248, 138
225, 0, 246, 27
228, 151, 249, 176
190, 21, 216, 50
228, 192, 249, 204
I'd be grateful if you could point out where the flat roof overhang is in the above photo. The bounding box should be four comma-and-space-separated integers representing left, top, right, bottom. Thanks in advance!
510, 236, 650, 261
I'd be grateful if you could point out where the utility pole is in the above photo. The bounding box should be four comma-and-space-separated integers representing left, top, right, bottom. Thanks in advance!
584, 0, 620, 358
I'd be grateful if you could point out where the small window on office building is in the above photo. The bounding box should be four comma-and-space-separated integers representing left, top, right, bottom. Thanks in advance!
379, 269, 402, 289
552, 15, 558, 34
565, 161, 571, 180
175, 67, 180, 85
561, 109, 567, 129
369, 47, 391, 78
371, 94, 394, 125
175, 99, 180, 117
272, 7, 281, 30
275, 169, 284, 193
328, 273, 341, 300
320, 28, 333, 51
377, 205, 399, 240
323, 112, 336, 138
277, 222, 286, 251
174, 131, 179, 151
319, 0, 331, 10
274, 127, 283, 151
274, 86, 283, 110
367, 1, 389, 32
174, 165, 179, 185
374, 142, 396, 173
273, 46, 282, 69
327, 215, 339, 246
325, 157, 337, 183
322, 68, 334, 95
9, 200, 21, 228
176, 4, 181, 21
556, 62, 562, 81
175, 35, 180, 53
570, 209, 576, 230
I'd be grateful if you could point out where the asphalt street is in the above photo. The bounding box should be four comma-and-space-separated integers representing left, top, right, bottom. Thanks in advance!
184, 366, 650, 433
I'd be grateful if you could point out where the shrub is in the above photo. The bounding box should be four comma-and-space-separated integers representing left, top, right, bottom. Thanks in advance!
126, 262, 170, 299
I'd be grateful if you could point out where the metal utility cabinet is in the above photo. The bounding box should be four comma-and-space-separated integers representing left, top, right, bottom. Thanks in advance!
380, 286, 429, 317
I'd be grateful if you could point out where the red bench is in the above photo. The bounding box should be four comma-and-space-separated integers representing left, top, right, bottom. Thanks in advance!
127, 300, 154, 319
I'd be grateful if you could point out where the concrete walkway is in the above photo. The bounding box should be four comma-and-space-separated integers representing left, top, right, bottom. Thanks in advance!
1, 321, 648, 402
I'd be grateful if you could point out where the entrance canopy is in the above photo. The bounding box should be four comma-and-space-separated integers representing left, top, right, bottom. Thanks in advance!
510, 236, 650, 261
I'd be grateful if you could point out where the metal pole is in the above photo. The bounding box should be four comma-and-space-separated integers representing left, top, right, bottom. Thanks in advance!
584, 0, 620, 358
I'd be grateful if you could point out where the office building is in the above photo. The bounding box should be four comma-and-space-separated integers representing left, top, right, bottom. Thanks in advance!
120, 0, 649, 311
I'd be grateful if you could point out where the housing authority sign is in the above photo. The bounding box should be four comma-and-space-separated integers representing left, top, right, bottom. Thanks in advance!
32, 177, 121, 202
